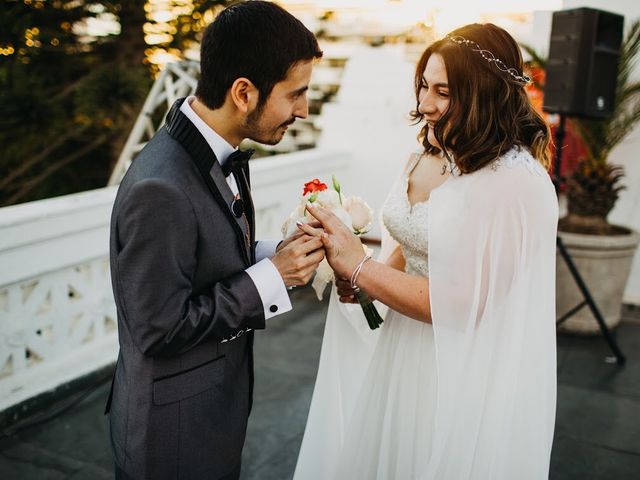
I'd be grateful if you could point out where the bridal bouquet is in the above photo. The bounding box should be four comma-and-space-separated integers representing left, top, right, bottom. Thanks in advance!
282, 176, 384, 329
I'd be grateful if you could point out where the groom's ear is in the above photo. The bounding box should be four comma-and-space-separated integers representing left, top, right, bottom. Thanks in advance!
229, 77, 259, 114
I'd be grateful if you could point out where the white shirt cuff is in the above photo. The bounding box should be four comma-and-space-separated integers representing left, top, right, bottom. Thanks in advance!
255, 239, 281, 263
246, 259, 292, 320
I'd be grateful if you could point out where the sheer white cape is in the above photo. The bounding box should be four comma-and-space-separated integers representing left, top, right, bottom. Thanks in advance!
294, 148, 558, 479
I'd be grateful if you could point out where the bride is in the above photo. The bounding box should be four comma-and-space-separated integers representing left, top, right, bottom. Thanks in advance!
294, 23, 558, 479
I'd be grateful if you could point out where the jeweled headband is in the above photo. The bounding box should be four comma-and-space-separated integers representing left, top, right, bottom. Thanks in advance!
446, 34, 532, 86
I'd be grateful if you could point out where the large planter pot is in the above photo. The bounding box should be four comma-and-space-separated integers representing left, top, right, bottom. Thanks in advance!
556, 228, 640, 335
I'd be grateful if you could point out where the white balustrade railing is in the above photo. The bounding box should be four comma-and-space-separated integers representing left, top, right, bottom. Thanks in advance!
0, 148, 352, 413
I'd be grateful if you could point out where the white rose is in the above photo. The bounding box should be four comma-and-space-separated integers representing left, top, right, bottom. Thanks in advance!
332, 206, 352, 229
281, 204, 306, 238
313, 189, 342, 210
281, 216, 295, 238
344, 196, 373, 234
300, 193, 313, 208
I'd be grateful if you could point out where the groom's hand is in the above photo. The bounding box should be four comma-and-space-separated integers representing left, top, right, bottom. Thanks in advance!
272, 234, 325, 288
276, 221, 322, 253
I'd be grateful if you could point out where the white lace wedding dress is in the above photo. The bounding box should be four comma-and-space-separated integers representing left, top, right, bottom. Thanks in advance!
294, 147, 558, 480
294, 154, 437, 479
333, 154, 437, 478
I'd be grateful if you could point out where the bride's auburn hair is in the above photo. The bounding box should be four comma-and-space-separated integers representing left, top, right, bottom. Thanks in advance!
411, 23, 551, 173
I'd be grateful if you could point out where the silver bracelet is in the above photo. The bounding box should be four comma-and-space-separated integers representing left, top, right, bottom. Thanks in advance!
350, 254, 372, 289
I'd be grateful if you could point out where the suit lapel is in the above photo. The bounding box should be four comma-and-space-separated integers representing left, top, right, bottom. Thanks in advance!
164, 98, 251, 266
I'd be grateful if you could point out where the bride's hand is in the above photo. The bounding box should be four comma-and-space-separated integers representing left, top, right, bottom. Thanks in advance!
277, 221, 322, 252
298, 204, 365, 280
335, 277, 359, 304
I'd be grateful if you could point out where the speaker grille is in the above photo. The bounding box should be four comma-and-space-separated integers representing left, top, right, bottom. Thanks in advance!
543, 7, 623, 118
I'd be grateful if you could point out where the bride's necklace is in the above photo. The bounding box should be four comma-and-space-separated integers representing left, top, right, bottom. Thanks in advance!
438, 151, 455, 176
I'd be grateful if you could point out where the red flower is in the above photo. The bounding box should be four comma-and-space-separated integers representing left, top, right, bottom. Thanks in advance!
303, 178, 328, 196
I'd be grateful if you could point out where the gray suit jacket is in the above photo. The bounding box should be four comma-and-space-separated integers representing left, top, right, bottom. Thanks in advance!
106, 99, 267, 479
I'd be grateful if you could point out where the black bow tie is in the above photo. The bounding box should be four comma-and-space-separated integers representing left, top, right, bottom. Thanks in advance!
221, 148, 255, 177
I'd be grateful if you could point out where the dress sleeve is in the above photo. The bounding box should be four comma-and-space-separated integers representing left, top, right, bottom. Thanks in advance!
426, 164, 558, 479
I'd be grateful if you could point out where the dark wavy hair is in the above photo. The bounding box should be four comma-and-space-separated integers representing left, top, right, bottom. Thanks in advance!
410, 23, 551, 173
196, 1, 323, 109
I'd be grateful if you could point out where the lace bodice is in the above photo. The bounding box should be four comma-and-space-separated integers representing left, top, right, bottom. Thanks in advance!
380, 146, 545, 278
382, 154, 429, 277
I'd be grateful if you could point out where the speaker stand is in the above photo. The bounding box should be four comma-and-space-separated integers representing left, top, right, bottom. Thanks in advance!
553, 113, 626, 365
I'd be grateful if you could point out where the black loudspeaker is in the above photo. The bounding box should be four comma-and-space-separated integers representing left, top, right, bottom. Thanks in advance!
543, 7, 624, 118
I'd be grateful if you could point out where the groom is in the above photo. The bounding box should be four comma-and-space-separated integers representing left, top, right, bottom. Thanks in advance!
105, 2, 324, 479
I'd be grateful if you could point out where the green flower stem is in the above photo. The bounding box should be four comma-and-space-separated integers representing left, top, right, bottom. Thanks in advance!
332, 175, 343, 206
355, 290, 384, 330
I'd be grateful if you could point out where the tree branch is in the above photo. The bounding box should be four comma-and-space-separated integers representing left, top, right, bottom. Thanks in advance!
2, 134, 109, 206
0, 125, 90, 191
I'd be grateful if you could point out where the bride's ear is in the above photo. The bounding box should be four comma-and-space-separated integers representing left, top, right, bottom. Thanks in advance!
229, 77, 259, 114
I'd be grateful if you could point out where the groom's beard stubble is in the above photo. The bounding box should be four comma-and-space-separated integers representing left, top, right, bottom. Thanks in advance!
245, 107, 296, 146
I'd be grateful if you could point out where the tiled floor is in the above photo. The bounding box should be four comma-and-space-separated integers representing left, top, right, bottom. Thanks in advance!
1, 287, 638, 479
552, 308, 640, 480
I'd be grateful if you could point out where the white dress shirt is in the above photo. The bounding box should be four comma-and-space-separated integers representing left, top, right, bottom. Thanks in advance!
180, 96, 291, 320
